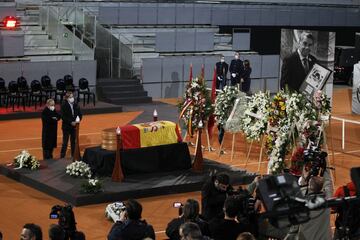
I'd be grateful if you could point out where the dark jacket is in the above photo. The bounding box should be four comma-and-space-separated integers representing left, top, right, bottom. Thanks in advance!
280, 51, 316, 92
166, 216, 210, 240
216, 61, 228, 79
201, 177, 228, 221
61, 101, 82, 131
241, 67, 252, 92
41, 107, 60, 149
107, 219, 155, 240
209, 218, 248, 240
229, 59, 244, 82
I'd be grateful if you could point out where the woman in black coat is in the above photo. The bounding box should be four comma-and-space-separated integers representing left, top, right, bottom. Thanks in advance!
42, 99, 60, 160
241, 60, 252, 94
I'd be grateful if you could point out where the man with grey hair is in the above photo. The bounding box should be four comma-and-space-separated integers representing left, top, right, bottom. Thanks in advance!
280, 32, 317, 92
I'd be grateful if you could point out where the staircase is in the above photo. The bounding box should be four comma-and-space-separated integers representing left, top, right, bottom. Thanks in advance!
17, 5, 75, 61
97, 78, 152, 105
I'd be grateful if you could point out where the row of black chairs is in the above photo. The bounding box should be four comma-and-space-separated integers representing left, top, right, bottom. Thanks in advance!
0, 75, 95, 111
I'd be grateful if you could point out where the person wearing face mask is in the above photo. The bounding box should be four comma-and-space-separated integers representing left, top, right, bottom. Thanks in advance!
60, 91, 82, 159
41, 99, 60, 160
229, 52, 244, 88
215, 55, 229, 90
280, 32, 317, 92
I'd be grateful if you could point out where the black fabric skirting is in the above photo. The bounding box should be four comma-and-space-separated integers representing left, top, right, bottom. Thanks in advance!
82, 142, 192, 176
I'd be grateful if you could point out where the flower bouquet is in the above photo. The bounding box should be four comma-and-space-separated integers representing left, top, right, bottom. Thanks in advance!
65, 161, 92, 178
81, 178, 102, 194
178, 77, 213, 137
214, 85, 241, 128
13, 150, 40, 170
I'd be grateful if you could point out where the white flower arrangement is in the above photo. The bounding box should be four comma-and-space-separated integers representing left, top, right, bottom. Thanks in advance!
65, 161, 92, 178
81, 178, 102, 194
13, 150, 40, 170
240, 91, 270, 141
214, 86, 241, 127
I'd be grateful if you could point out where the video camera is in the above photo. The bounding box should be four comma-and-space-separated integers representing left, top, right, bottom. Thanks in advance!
49, 204, 77, 240
257, 167, 360, 236
303, 145, 328, 179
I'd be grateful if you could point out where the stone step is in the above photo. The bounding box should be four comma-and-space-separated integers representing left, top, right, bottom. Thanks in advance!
99, 85, 144, 92
24, 55, 76, 61
23, 30, 47, 35
102, 90, 148, 98
21, 25, 43, 31
97, 79, 140, 86
24, 47, 73, 56
24, 34, 49, 41
105, 96, 152, 105
24, 39, 57, 48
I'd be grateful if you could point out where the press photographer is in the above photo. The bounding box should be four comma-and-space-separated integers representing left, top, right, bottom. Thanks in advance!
201, 172, 232, 221
49, 204, 76, 240
166, 199, 210, 240
107, 199, 155, 240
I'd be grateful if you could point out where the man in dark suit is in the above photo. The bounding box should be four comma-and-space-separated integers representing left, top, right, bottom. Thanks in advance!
229, 52, 244, 87
215, 55, 228, 90
60, 92, 82, 159
280, 32, 317, 92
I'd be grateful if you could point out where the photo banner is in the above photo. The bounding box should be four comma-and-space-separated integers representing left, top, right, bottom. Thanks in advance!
280, 29, 335, 102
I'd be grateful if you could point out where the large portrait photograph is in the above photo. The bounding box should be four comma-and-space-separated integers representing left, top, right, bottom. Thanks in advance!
280, 29, 335, 101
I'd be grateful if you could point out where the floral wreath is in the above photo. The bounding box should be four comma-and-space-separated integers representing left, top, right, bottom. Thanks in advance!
240, 91, 270, 141
178, 77, 213, 137
214, 86, 241, 128
66, 161, 92, 178
13, 150, 40, 170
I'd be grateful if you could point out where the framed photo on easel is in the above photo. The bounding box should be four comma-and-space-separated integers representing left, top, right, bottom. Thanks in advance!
300, 63, 332, 100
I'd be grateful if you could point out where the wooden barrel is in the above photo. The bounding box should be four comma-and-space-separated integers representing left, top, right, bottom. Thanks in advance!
101, 127, 117, 151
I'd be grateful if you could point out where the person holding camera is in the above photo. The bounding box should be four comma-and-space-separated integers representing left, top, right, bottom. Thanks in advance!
285, 167, 332, 240
107, 199, 155, 240
166, 199, 210, 240
209, 196, 250, 240
201, 173, 232, 221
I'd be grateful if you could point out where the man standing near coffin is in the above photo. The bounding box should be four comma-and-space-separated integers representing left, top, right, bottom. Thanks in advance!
215, 55, 228, 90
60, 92, 82, 159
230, 52, 245, 87
280, 32, 317, 92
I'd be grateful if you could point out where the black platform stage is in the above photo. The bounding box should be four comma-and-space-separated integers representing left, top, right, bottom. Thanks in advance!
0, 158, 256, 206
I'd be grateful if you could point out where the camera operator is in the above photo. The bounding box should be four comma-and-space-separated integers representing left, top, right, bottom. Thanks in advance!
333, 181, 360, 239
285, 167, 332, 240
209, 196, 250, 240
107, 199, 155, 240
201, 172, 232, 221
166, 199, 210, 240
48, 224, 65, 240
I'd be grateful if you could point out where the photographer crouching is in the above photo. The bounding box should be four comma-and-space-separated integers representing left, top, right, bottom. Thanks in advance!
107, 199, 155, 240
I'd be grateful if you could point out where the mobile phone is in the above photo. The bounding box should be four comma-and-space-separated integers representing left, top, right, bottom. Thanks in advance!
173, 202, 182, 208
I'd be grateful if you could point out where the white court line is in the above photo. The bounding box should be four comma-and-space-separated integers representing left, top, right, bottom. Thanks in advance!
0, 132, 100, 142
155, 230, 166, 235
0, 144, 99, 153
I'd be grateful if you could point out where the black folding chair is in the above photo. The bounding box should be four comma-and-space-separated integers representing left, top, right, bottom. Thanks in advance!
0, 78, 7, 106
6, 81, 26, 111
55, 79, 66, 104
29, 80, 47, 109
77, 78, 95, 106
41, 75, 56, 99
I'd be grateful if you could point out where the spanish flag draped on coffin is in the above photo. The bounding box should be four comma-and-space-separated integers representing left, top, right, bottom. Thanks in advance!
120, 121, 182, 150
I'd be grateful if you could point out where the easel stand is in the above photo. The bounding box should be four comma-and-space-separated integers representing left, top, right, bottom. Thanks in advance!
73, 122, 81, 162
192, 128, 204, 172
112, 132, 125, 182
